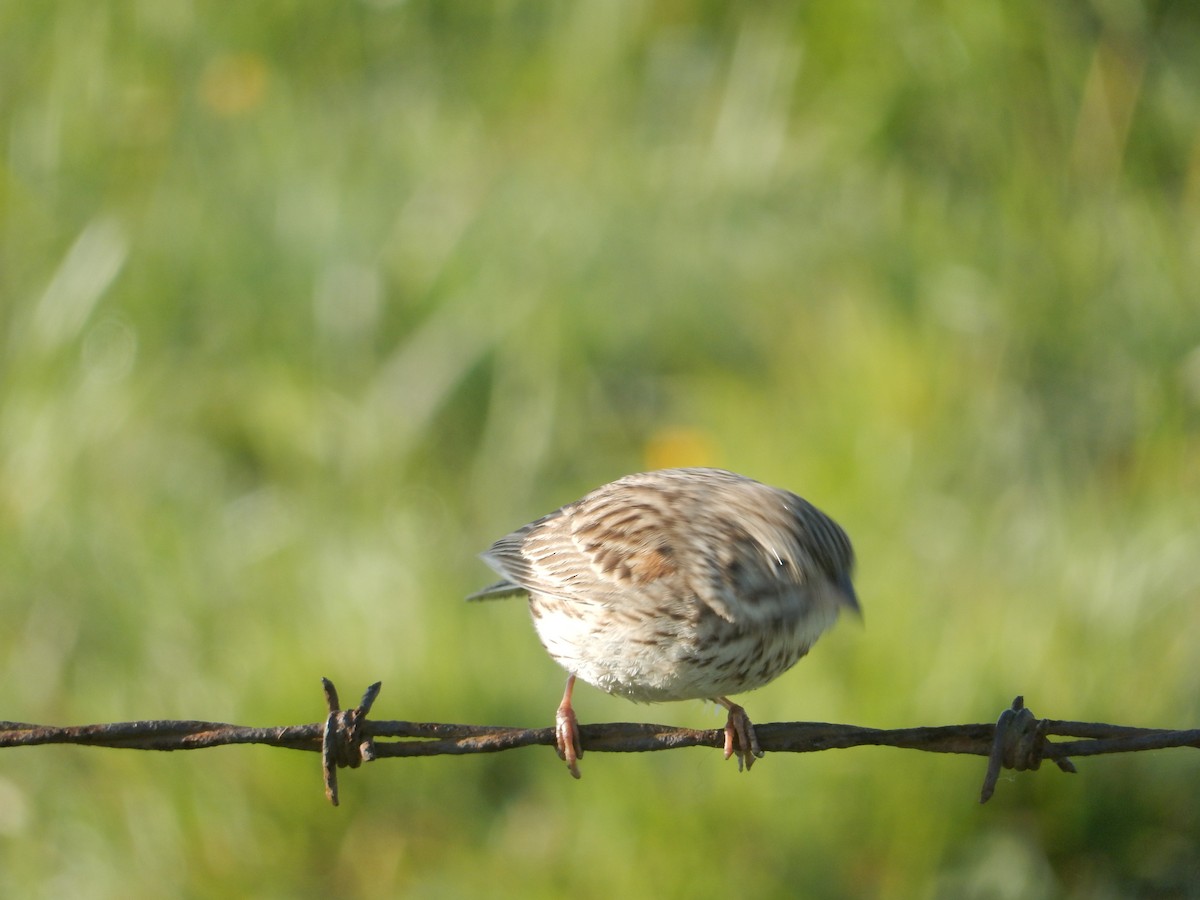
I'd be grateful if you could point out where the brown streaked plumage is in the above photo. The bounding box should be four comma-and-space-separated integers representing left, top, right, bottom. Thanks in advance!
469, 467, 858, 778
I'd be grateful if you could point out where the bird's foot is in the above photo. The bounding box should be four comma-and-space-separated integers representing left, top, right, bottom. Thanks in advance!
716, 698, 762, 772
555, 675, 583, 779
555, 703, 582, 779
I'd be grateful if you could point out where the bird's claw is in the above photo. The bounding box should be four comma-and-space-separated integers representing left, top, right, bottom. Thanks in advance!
721, 702, 762, 772
555, 703, 583, 779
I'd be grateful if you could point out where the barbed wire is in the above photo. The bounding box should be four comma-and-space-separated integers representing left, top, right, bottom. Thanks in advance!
2, 682, 1197, 806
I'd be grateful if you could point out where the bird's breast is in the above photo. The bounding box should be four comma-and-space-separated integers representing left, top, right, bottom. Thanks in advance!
525, 585, 839, 703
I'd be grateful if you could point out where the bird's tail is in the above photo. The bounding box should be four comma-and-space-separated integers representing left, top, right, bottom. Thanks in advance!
465, 581, 527, 601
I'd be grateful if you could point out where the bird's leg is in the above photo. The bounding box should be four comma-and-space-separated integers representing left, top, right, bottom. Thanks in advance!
555, 674, 583, 779
714, 697, 763, 772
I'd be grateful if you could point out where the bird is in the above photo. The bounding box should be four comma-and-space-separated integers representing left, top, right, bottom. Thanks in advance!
468, 467, 858, 778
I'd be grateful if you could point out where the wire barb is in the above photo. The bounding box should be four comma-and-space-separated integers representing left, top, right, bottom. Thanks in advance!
979, 696, 1076, 803
321, 679, 382, 806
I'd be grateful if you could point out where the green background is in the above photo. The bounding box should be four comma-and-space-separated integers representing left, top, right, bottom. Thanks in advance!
2, 1, 1199, 896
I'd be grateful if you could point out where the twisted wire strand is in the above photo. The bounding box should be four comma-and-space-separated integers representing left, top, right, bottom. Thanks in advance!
3, 685, 1197, 806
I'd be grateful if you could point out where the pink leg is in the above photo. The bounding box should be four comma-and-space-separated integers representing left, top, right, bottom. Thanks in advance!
555, 674, 583, 779
714, 697, 762, 772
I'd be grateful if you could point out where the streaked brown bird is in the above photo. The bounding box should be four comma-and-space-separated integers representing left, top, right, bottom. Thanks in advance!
469, 467, 858, 778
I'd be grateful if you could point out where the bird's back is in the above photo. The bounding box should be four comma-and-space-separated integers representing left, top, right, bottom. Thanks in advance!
474, 468, 855, 620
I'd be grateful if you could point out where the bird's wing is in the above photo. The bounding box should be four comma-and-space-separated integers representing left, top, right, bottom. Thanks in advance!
489, 475, 743, 620
470, 470, 854, 622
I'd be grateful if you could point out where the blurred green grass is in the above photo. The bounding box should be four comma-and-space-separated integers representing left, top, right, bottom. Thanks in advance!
2, 1, 1199, 897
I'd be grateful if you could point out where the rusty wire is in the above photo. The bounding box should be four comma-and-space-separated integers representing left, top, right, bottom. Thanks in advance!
2, 684, 1197, 806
